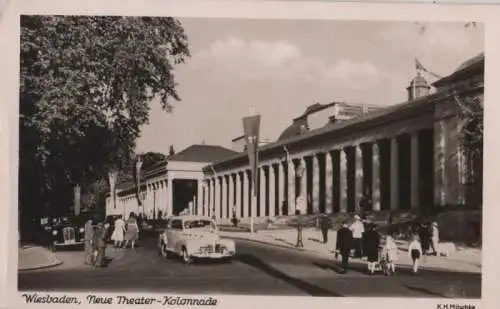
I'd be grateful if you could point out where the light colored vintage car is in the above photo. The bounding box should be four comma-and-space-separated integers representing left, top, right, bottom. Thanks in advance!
158, 215, 236, 264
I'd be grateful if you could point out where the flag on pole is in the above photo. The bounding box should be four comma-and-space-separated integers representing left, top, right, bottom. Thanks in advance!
243, 115, 261, 196
415, 58, 426, 72
134, 156, 143, 206
108, 171, 118, 209
415, 58, 443, 79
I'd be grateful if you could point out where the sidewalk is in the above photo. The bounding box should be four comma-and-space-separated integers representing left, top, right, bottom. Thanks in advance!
219, 228, 481, 274
18, 245, 62, 271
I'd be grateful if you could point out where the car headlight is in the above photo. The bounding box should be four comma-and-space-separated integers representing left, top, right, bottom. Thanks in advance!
52, 230, 57, 235
79, 228, 84, 233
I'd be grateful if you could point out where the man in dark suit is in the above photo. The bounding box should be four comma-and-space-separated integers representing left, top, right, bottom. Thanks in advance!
319, 212, 331, 244
93, 221, 107, 267
336, 221, 353, 274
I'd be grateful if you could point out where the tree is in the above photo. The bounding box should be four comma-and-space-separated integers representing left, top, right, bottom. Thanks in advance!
20, 16, 190, 221
455, 94, 483, 207
140, 152, 167, 171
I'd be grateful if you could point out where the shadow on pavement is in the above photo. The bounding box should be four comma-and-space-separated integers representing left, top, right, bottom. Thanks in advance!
236, 253, 343, 297
313, 261, 353, 274
307, 237, 324, 244
274, 238, 297, 247
403, 284, 448, 298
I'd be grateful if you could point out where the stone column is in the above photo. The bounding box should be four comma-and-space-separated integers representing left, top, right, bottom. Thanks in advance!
229, 174, 235, 218
372, 142, 381, 211
243, 171, 249, 218
435, 120, 447, 206
197, 179, 203, 216
269, 164, 276, 217
277, 162, 285, 216
300, 158, 307, 198
390, 137, 399, 210
212, 178, 216, 217
235, 172, 242, 218
205, 180, 210, 216
167, 177, 173, 216
355, 145, 364, 211
259, 166, 266, 217
312, 154, 320, 213
410, 132, 420, 209
325, 151, 333, 213
339, 149, 348, 212
222, 175, 228, 219
287, 161, 295, 215
216, 177, 222, 219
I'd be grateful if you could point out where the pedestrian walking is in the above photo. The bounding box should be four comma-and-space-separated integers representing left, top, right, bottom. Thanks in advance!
336, 221, 353, 274
430, 222, 440, 256
231, 206, 238, 227
111, 215, 125, 248
295, 209, 304, 248
408, 234, 423, 274
124, 212, 139, 249
363, 223, 380, 275
83, 218, 94, 265
382, 235, 399, 275
93, 221, 107, 268
418, 222, 431, 255
350, 215, 364, 258
318, 212, 331, 244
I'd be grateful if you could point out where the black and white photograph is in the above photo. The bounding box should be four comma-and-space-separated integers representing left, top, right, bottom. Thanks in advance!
3, 1, 499, 308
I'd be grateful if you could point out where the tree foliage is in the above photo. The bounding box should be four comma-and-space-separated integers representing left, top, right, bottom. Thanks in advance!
140, 152, 167, 171
455, 94, 483, 206
20, 15, 190, 217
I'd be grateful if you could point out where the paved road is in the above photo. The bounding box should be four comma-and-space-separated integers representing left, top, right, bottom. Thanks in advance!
18, 236, 481, 297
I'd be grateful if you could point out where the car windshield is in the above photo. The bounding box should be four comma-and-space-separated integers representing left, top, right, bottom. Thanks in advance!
184, 219, 216, 230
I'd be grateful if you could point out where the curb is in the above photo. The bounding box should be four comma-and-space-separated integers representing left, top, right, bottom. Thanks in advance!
18, 260, 63, 272
225, 234, 332, 255
18, 247, 63, 272
225, 234, 481, 274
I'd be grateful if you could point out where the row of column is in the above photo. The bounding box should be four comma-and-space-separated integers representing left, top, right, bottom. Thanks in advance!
202, 130, 429, 218
115, 177, 175, 219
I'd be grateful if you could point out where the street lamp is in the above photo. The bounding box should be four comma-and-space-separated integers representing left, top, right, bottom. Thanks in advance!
295, 161, 305, 248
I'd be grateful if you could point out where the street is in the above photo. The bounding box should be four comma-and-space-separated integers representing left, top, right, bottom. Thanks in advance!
18, 235, 481, 298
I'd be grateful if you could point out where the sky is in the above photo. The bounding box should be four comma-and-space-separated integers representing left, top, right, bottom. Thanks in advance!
135, 18, 484, 154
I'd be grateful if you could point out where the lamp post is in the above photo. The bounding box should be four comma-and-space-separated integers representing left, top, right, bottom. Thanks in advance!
243, 107, 261, 234
295, 161, 305, 248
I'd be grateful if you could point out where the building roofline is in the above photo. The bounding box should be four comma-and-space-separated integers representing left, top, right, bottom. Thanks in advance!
202, 84, 483, 173
433, 57, 484, 87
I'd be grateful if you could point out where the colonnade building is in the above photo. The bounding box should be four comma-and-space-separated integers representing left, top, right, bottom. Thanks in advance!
106, 53, 484, 223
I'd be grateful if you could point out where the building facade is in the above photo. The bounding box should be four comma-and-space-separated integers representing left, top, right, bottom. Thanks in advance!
107, 54, 484, 221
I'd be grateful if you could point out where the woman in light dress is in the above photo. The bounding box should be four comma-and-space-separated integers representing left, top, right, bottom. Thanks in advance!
111, 215, 125, 248
124, 212, 140, 249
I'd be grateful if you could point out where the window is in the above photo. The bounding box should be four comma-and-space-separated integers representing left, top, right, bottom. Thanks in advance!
171, 220, 183, 230
184, 220, 215, 230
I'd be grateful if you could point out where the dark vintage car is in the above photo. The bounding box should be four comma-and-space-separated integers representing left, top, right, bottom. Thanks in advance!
42, 213, 93, 252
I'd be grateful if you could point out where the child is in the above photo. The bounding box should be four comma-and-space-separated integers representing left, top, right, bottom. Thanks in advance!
408, 234, 423, 274
382, 235, 399, 275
